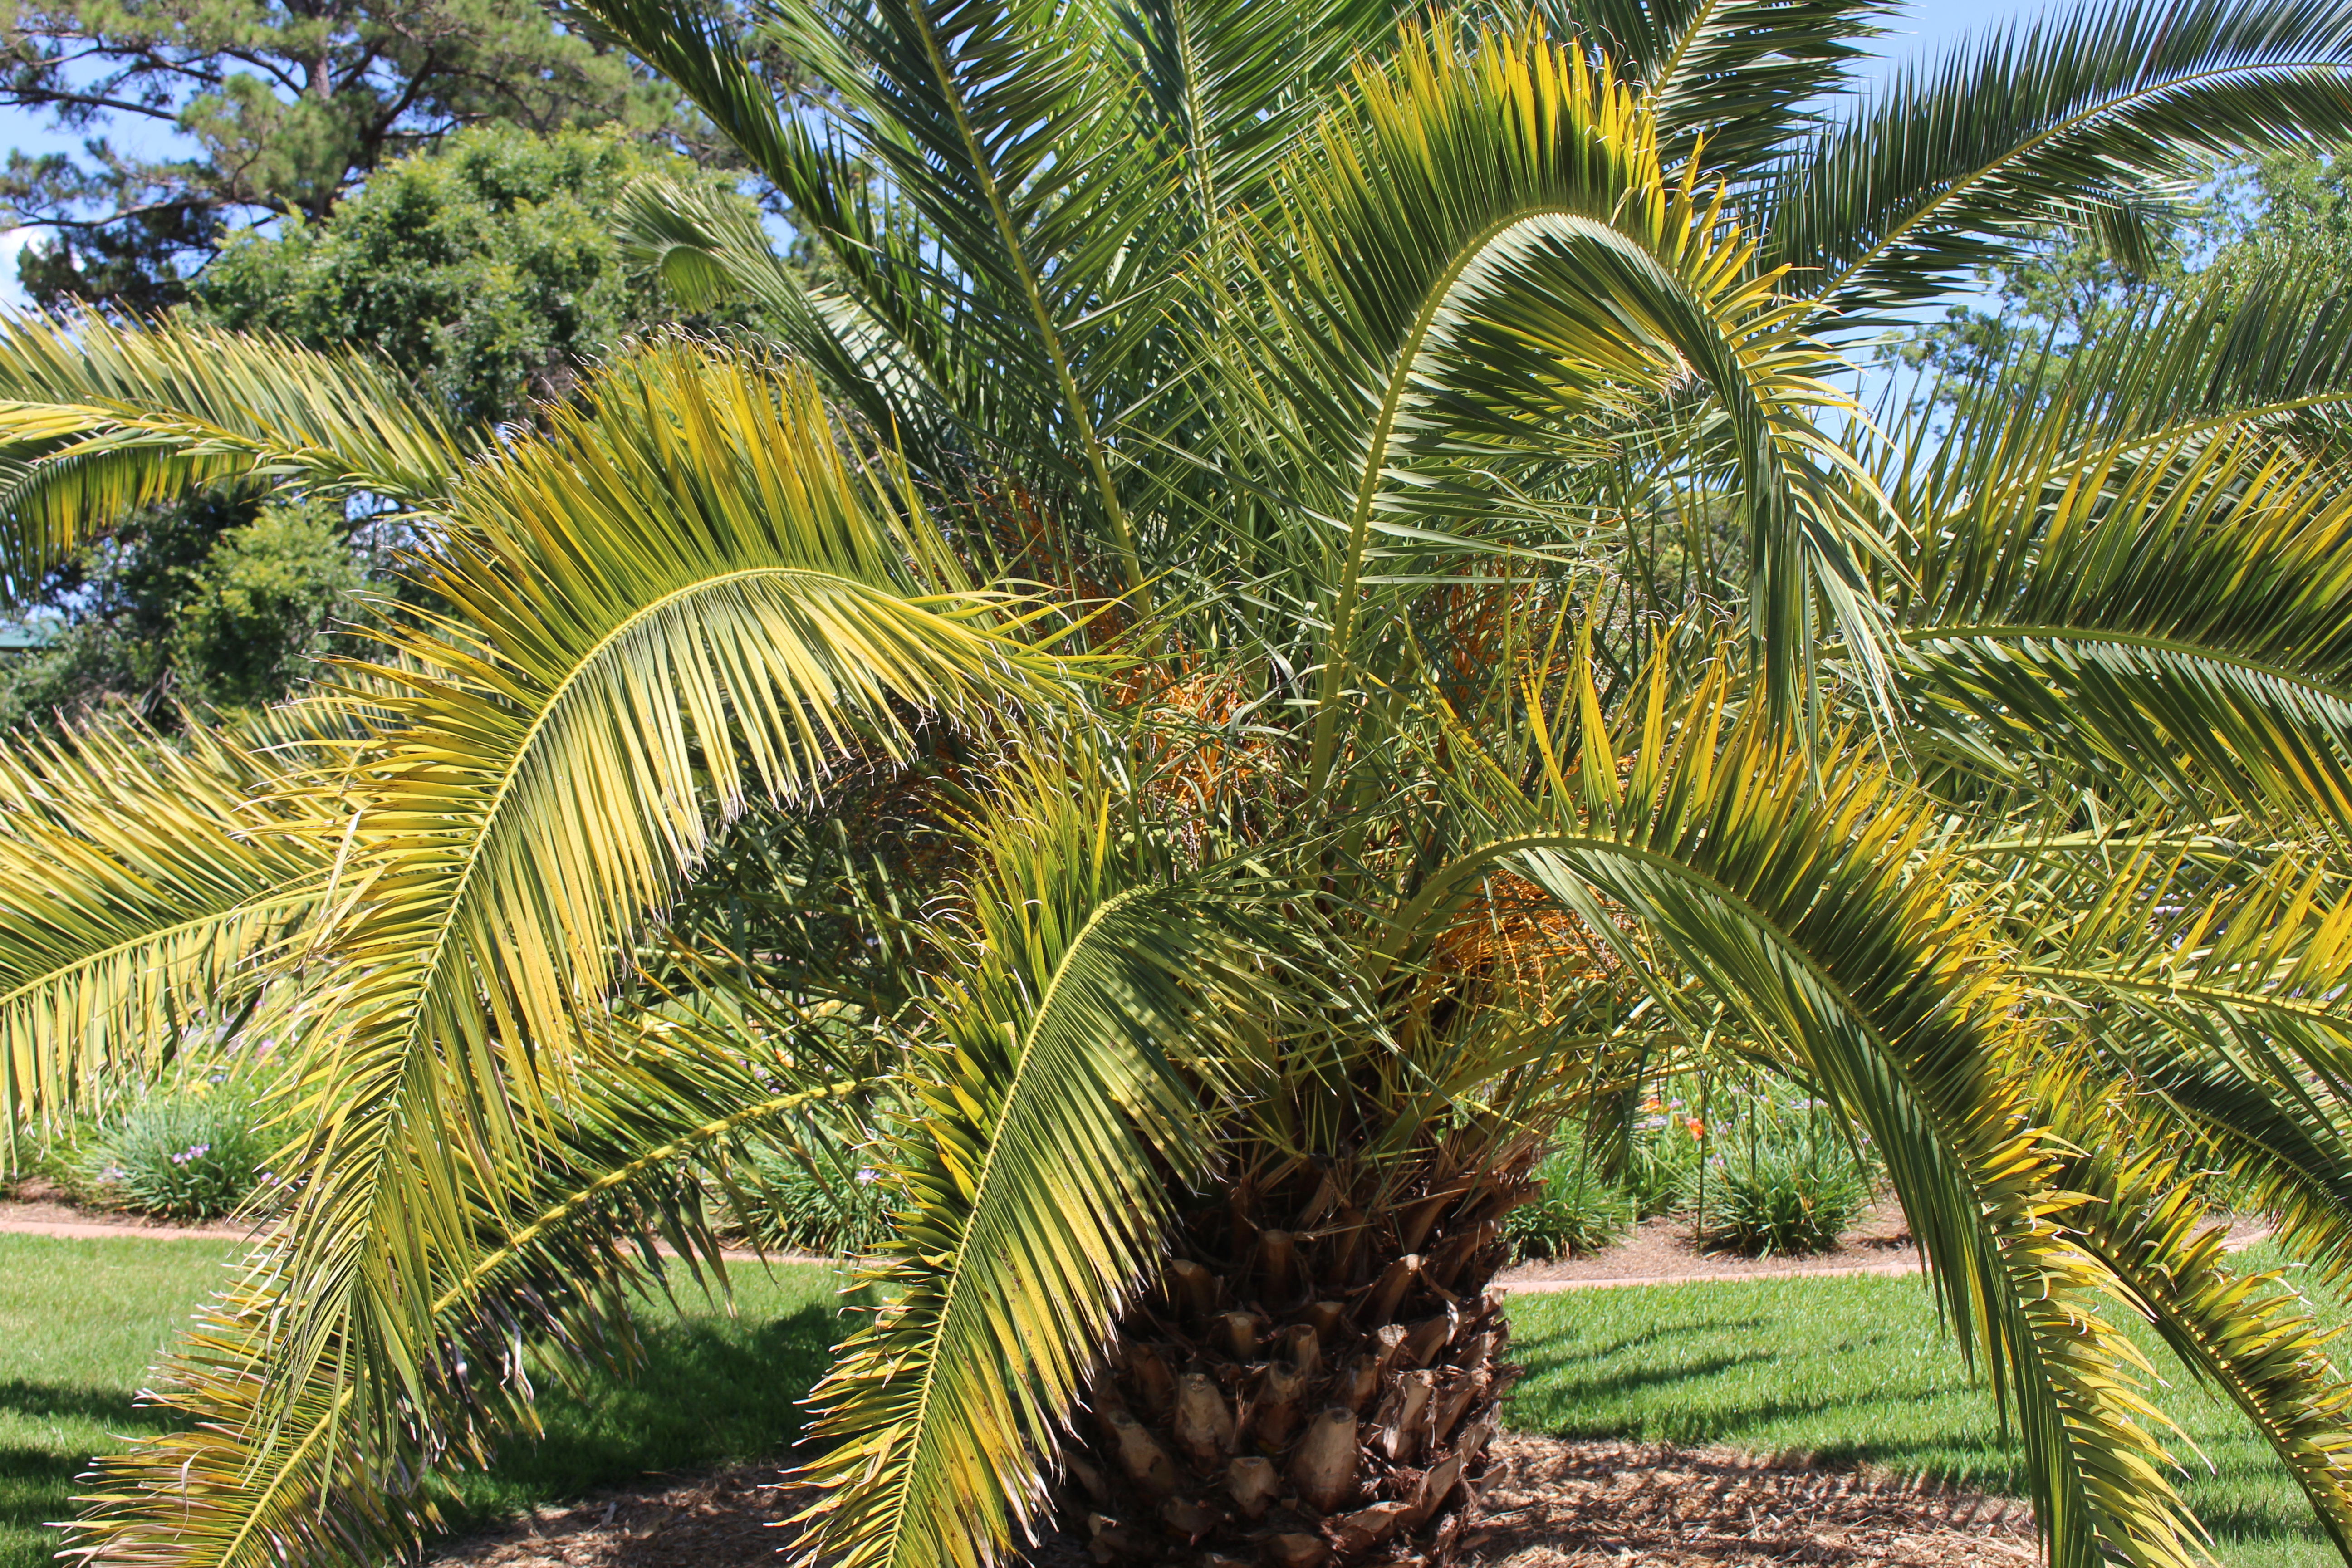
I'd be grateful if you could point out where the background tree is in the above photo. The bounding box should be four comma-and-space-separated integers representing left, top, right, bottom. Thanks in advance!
0, 119, 753, 729
1896, 143, 2352, 396
0, 0, 685, 308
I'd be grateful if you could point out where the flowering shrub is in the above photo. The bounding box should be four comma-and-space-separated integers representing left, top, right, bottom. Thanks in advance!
729, 1132, 898, 1257
80, 1083, 269, 1220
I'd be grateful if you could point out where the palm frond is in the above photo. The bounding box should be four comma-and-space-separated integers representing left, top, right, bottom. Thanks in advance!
0, 715, 332, 1129
0, 313, 470, 598
1251, 20, 1888, 782
1898, 422, 2352, 828
2040, 1080, 2352, 1563
1548, 0, 1901, 172
1765, 0, 2352, 316
793, 766, 1284, 1568
1405, 657, 2202, 1568
139, 339, 1085, 1521
68, 998, 876, 1568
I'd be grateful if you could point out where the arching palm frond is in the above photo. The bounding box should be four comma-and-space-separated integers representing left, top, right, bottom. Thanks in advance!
68, 996, 879, 1568
212, 340, 1087, 1526
1766, 0, 2352, 318
1405, 660, 2202, 1568
1250, 21, 1888, 777
794, 768, 1293, 1568
1894, 417, 2352, 829
0, 715, 333, 1128
1547, 0, 1902, 173
0, 313, 473, 599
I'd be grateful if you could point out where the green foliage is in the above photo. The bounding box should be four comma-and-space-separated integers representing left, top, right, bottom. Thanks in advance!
76, 1079, 268, 1222
168, 501, 361, 712
11, 5, 2352, 1568
0, 495, 360, 729
1693, 1137, 1872, 1258
0, 0, 686, 308
196, 124, 748, 426
1505, 1147, 1635, 1260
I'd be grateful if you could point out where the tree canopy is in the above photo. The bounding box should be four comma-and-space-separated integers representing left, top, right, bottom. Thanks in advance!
0, 0, 685, 308
0, 119, 745, 728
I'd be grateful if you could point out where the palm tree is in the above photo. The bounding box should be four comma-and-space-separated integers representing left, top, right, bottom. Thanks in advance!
7, 5, 2352, 1568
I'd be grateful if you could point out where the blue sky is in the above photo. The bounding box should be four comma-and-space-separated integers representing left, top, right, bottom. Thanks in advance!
0, 0, 2048, 309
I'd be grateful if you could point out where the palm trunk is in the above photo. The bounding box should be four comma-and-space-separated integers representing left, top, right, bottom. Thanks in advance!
1065, 1139, 1541, 1565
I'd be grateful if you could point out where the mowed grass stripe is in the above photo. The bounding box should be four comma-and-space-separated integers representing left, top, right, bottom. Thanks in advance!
1503, 1240, 2347, 1568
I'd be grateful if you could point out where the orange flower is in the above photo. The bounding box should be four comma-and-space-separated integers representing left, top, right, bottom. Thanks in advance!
1686, 1118, 1706, 1139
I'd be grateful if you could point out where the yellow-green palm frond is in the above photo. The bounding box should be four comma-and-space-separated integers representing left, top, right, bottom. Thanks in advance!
1251, 21, 1886, 786
1407, 657, 2200, 1568
66, 994, 878, 1568
1897, 407, 2352, 831
0, 311, 473, 601
215, 337, 1084, 1507
2039, 1078, 2352, 1563
793, 767, 1288, 1568
0, 714, 334, 1129
1998, 843, 2352, 1279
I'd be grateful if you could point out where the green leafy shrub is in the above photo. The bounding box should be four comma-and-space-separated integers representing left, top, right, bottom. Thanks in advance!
1692, 1140, 1870, 1258
730, 1145, 897, 1258
171, 500, 363, 710
79, 1083, 270, 1221
1506, 1148, 1633, 1260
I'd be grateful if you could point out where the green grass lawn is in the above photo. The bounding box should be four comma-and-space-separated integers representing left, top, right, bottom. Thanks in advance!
1503, 1240, 2345, 1568
6, 1232, 2348, 1568
0, 1233, 850, 1568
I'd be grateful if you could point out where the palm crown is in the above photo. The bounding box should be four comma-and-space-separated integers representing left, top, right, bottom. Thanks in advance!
6, 3, 2352, 1568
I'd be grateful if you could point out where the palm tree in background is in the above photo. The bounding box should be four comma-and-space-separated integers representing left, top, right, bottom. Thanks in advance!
7, 3, 2352, 1567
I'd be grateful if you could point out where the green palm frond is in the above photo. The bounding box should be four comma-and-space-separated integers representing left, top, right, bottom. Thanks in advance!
1765, 0, 2352, 316
2041, 1081, 2352, 1562
793, 768, 1284, 1568
1549, 0, 1901, 172
225, 338, 1084, 1480
1254, 21, 1889, 775
1406, 658, 2200, 1568
1993, 843, 2352, 1289
1897, 421, 2352, 827
588, 0, 1174, 598
0, 715, 332, 1128
0, 313, 471, 599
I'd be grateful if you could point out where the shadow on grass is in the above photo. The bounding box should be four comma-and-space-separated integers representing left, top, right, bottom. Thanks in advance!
443, 1299, 845, 1528
0, 1294, 849, 1568
0, 1381, 150, 1431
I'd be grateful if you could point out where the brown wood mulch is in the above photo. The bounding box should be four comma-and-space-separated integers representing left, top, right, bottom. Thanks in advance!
418, 1434, 2036, 1568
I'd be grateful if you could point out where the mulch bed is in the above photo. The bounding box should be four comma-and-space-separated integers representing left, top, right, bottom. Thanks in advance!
419, 1434, 2037, 1568
1460, 1434, 2034, 1566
